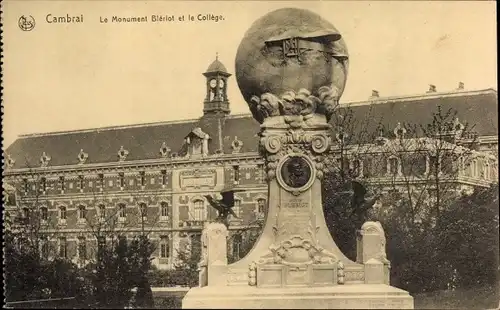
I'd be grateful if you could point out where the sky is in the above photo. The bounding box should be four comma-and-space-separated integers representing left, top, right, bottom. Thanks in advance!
2, 1, 497, 148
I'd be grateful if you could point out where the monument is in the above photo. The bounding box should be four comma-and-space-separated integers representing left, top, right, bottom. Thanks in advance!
182, 8, 414, 309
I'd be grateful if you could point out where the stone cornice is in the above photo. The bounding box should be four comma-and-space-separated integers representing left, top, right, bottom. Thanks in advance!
342, 88, 497, 108
4, 153, 263, 176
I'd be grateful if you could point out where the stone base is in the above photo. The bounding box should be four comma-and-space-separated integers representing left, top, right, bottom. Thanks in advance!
182, 284, 414, 309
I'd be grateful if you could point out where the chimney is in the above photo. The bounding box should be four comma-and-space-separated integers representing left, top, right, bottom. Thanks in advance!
457, 82, 464, 90
370, 90, 379, 99
427, 84, 437, 93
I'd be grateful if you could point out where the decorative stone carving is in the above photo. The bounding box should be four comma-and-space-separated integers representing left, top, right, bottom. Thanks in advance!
337, 261, 345, 284
117, 146, 129, 162
159, 142, 171, 158
394, 122, 406, 139
257, 235, 337, 266
231, 136, 243, 153
5, 154, 15, 169
77, 149, 88, 164
40, 152, 51, 167
248, 261, 257, 286
357, 221, 391, 284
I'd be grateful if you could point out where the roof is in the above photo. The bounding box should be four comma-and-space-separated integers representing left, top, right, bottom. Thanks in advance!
205, 58, 229, 75
4, 89, 497, 170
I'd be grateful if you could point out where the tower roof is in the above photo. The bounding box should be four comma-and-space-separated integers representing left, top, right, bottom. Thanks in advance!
204, 54, 231, 76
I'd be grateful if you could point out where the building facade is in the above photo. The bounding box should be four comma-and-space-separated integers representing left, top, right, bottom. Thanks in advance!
3, 57, 498, 269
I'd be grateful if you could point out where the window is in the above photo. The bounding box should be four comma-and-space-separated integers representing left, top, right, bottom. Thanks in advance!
78, 175, 84, 191
161, 170, 168, 186
41, 207, 48, 221
59, 176, 65, 191
23, 207, 30, 219
232, 234, 242, 260
351, 159, 362, 177
233, 165, 240, 185
78, 205, 86, 221
190, 233, 202, 261
98, 204, 106, 220
59, 237, 67, 258
41, 239, 49, 258
160, 236, 170, 258
160, 202, 169, 218
257, 199, 266, 213
388, 157, 399, 175
119, 173, 125, 188
59, 206, 67, 221
428, 155, 439, 175
192, 200, 205, 221
23, 178, 28, 193
78, 237, 87, 260
139, 203, 148, 219
118, 204, 126, 219
98, 173, 104, 189
232, 199, 242, 218
140, 171, 146, 187
41, 177, 47, 193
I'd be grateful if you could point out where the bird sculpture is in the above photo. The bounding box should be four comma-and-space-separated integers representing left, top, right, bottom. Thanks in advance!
204, 187, 245, 226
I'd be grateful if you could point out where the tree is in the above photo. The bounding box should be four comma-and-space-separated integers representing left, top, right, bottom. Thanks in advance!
322, 105, 383, 260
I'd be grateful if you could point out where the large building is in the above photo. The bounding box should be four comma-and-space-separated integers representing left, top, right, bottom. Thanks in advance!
3, 57, 498, 269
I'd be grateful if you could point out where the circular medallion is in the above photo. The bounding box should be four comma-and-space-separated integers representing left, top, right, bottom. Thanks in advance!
277, 154, 315, 193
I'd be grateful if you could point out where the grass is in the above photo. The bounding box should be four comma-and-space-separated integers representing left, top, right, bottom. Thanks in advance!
413, 285, 499, 309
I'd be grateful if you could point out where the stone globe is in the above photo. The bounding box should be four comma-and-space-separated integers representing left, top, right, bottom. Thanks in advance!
235, 8, 349, 123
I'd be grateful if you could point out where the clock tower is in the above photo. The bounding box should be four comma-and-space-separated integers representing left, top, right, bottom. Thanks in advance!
203, 54, 231, 115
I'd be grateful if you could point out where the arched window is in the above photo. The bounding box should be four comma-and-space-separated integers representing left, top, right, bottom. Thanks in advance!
160, 202, 169, 219
139, 203, 148, 219
232, 199, 242, 218
59, 206, 67, 221
78, 237, 87, 260
41, 237, 49, 259
232, 234, 242, 260
351, 159, 363, 177
22, 207, 30, 219
192, 200, 205, 221
59, 237, 67, 259
98, 204, 106, 220
160, 236, 170, 259
40, 207, 48, 221
388, 157, 399, 176
78, 205, 86, 222
118, 204, 126, 220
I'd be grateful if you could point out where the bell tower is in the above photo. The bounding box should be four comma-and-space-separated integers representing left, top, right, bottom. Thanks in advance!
202, 54, 231, 115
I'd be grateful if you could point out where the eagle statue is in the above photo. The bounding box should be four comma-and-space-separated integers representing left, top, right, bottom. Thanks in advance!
204, 187, 245, 226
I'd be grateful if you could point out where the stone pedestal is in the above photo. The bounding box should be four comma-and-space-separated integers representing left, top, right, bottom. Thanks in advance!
182, 115, 414, 309
183, 8, 413, 309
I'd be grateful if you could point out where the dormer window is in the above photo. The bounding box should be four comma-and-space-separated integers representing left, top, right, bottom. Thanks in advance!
185, 128, 210, 157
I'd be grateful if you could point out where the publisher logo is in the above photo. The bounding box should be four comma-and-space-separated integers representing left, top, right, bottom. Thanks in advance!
19, 15, 35, 31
